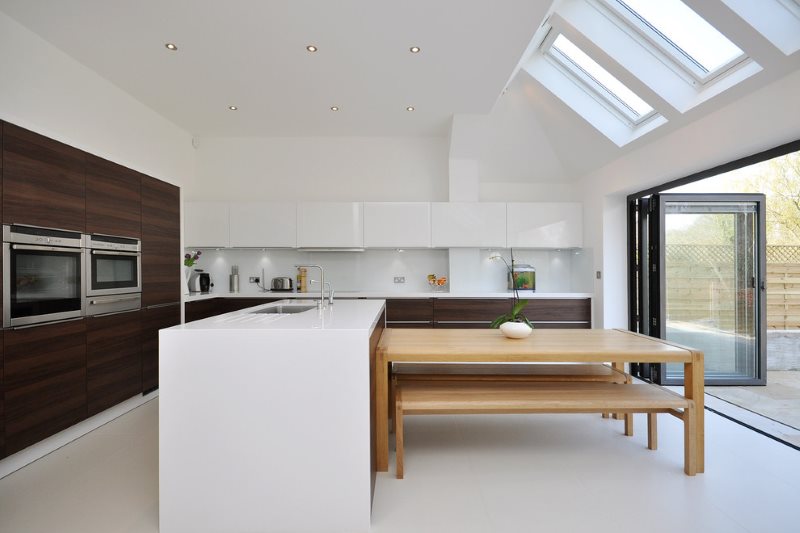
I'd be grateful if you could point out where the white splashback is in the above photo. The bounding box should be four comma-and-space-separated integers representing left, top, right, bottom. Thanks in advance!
186, 248, 592, 295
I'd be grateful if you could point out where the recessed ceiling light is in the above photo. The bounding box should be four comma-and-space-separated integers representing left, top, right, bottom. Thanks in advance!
406, 106, 415, 112
306, 45, 318, 52
409, 46, 421, 53
330, 106, 339, 111
165, 43, 178, 51
228, 105, 238, 111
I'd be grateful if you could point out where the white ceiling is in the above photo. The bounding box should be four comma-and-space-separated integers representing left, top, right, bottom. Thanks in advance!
0, 0, 552, 137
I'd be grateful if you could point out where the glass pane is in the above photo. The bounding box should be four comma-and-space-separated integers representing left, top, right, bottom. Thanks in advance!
551, 34, 654, 118
618, 0, 743, 74
663, 201, 759, 381
11, 250, 82, 317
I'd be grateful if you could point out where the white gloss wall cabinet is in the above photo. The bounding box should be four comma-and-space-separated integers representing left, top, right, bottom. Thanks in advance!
229, 202, 297, 248
431, 202, 507, 248
184, 201, 230, 248
363, 202, 431, 248
297, 202, 364, 248
506, 202, 583, 248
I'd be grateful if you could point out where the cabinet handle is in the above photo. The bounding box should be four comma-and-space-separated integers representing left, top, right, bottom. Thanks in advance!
146, 302, 181, 309
92, 308, 141, 318
89, 295, 141, 305
91, 250, 140, 257
12, 317, 84, 330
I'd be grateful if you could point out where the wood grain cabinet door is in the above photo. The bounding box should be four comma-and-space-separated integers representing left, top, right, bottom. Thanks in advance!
142, 303, 180, 393
141, 175, 180, 307
87, 310, 142, 416
523, 298, 591, 328
2, 123, 86, 232
433, 298, 510, 328
386, 298, 434, 327
86, 154, 142, 238
3, 319, 87, 456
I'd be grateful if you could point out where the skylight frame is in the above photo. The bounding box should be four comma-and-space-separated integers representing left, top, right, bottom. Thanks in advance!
541, 31, 658, 128
603, 0, 749, 86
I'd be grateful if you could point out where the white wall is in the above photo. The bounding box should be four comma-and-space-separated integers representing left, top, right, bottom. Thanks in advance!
580, 69, 800, 327
189, 136, 448, 201
0, 11, 194, 188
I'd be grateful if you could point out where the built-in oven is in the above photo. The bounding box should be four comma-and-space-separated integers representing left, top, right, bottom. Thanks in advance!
85, 234, 141, 316
3, 224, 86, 328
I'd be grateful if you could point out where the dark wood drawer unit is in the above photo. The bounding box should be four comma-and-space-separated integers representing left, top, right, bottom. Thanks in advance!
3, 319, 87, 456
433, 298, 510, 328
87, 310, 142, 416
2, 123, 86, 232
141, 175, 180, 307
142, 303, 181, 393
86, 154, 142, 238
185, 299, 222, 322
386, 298, 434, 328
0, 330, 4, 458
432, 298, 592, 329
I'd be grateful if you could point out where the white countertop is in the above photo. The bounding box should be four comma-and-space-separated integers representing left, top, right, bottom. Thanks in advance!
184, 290, 593, 302
173, 298, 386, 331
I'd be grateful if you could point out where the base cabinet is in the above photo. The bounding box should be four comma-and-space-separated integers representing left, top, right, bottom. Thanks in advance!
385, 298, 434, 328
185, 298, 279, 322
87, 311, 142, 416
142, 304, 181, 393
3, 319, 87, 457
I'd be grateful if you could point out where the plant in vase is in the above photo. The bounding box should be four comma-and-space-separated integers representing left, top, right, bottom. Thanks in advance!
183, 251, 202, 289
489, 249, 533, 338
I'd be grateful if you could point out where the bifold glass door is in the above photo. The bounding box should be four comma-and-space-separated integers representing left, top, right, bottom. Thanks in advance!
633, 194, 766, 385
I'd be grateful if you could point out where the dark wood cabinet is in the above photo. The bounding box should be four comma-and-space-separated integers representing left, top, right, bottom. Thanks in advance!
432, 298, 591, 328
185, 297, 280, 322
142, 303, 181, 393
0, 330, 4, 458
86, 154, 141, 238
3, 319, 87, 456
385, 298, 434, 327
87, 311, 142, 416
141, 175, 180, 307
2, 123, 86, 232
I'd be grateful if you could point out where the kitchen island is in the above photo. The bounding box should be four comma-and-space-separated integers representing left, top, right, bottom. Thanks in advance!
159, 299, 385, 533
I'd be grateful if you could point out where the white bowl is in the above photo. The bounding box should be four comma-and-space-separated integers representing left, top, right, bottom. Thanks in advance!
499, 321, 532, 339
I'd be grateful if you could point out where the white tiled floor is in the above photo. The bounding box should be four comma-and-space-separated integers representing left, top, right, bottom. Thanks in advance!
1, 398, 799, 533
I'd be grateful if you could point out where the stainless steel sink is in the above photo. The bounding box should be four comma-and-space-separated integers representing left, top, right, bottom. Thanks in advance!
250, 305, 316, 315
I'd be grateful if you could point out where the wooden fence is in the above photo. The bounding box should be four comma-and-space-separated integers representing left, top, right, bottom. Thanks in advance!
665, 245, 800, 331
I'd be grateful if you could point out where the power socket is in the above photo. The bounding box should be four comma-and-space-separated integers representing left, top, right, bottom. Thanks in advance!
249, 277, 260, 283
393, 276, 406, 284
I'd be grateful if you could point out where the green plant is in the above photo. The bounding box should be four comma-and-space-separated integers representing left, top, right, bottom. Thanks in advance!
183, 250, 202, 267
488, 248, 533, 329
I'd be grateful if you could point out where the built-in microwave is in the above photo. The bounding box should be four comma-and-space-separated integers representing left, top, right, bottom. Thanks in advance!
2, 224, 86, 328
85, 234, 141, 316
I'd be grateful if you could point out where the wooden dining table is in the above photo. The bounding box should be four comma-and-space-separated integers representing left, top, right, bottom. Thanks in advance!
374, 328, 704, 473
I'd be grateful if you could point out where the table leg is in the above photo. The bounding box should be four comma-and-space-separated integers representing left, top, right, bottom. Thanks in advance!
684, 351, 705, 473
376, 347, 389, 472
612, 362, 624, 421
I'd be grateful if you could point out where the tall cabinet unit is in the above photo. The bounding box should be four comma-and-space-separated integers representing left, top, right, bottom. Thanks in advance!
2, 123, 86, 232
2, 319, 87, 457
141, 176, 181, 392
86, 311, 142, 416
85, 154, 142, 238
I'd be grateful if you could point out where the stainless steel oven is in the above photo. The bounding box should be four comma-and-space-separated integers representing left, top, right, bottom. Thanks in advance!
3, 224, 86, 328
85, 234, 141, 316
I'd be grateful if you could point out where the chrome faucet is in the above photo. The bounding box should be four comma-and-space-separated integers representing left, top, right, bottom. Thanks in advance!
296, 264, 325, 308
311, 280, 334, 306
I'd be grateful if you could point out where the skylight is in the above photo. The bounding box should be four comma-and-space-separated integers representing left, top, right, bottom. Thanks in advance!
548, 34, 655, 124
614, 0, 745, 80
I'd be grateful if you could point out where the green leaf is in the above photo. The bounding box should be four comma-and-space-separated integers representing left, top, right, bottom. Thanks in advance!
511, 299, 528, 317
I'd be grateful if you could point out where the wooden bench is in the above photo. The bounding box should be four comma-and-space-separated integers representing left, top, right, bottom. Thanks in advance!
393, 381, 696, 478
391, 363, 633, 430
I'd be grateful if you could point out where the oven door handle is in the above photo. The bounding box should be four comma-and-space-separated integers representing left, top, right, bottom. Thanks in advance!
89, 295, 141, 305
11, 244, 83, 253
90, 250, 140, 257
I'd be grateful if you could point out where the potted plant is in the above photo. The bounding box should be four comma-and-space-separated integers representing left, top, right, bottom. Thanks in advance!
489, 249, 533, 338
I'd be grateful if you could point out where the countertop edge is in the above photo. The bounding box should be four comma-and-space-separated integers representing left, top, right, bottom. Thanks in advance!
183, 291, 594, 303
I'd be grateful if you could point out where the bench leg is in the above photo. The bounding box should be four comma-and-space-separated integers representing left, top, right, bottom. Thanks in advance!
602, 413, 610, 419
624, 413, 633, 436
647, 413, 657, 450
389, 377, 396, 434
395, 391, 404, 480
684, 402, 697, 476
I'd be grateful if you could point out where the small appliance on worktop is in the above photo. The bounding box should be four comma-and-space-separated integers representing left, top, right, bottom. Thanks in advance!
271, 276, 294, 291
188, 270, 212, 293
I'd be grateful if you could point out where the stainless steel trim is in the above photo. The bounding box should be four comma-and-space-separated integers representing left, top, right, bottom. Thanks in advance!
89, 295, 141, 305
11, 317, 84, 330
387, 320, 432, 324
86, 234, 141, 252
91, 308, 141, 318
3, 224, 84, 248
90, 250, 140, 257
3, 243, 10, 328
146, 302, 181, 309
435, 320, 491, 323
12, 243, 84, 253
